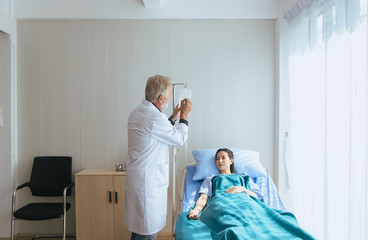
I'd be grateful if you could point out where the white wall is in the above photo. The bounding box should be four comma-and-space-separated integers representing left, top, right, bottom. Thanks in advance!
0, 30, 12, 237
0, 0, 15, 34
0, 0, 10, 33
14, 0, 278, 19
0, 1, 16, 238
15, 19, 275, 236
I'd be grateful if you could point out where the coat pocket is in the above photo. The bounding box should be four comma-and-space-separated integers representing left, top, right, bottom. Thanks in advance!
155, 162, 169, 188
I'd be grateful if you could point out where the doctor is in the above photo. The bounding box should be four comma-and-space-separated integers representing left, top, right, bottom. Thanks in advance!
125, 75, 192, 240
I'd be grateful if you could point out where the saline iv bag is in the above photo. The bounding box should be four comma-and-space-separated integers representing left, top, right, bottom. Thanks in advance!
178, 88, 192, 105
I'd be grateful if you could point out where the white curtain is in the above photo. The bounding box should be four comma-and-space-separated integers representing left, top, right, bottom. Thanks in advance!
288, 0, 368, 239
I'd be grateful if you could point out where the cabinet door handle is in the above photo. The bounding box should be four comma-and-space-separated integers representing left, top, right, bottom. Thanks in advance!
115, 191, 118, 203
108, 190, 112, 203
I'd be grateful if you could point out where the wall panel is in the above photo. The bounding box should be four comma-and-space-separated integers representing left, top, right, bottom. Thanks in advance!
0, 30, 12, 237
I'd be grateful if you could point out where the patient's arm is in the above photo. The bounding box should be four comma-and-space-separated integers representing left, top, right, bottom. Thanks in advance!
226, 186, 258, 199
188, 193, 209, 220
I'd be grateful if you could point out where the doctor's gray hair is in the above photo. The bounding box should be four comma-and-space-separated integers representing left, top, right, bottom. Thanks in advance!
145, 75, 172, 102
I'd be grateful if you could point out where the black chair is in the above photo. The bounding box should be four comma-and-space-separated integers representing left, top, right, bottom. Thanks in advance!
10, 156, 76, 240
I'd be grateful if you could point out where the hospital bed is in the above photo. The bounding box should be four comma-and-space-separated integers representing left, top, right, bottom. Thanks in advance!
177, 165, 285, 215
173, 164, 315, 239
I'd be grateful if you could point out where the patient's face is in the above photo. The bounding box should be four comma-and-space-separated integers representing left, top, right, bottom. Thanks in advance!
216, 151, 234, 174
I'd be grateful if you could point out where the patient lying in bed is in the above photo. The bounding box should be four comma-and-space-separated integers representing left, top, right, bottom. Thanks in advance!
188, 148, 262, 220
176, 148, 316, 240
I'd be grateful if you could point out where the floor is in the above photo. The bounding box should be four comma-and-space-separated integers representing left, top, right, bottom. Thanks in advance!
15, 238, 172, 240
16, 237, 75, 240
15, 235, 172, 240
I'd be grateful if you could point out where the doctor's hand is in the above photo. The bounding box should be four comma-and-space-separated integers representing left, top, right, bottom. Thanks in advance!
172, 104, 180, 119
188, 209, 200, 220
180, 99, 192, 120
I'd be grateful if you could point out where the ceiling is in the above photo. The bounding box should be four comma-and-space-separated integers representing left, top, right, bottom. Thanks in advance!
14, 0, 296, 20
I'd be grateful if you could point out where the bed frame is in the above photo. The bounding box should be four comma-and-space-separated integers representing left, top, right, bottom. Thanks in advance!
172, 160, 190, 238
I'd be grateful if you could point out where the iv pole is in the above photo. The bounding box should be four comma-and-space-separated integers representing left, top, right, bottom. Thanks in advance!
171, 83, 187, 238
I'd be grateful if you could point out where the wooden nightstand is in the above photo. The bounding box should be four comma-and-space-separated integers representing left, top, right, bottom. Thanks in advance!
75, 168, 129, 240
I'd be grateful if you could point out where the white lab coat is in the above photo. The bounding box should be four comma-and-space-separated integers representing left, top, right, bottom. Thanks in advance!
125, 99, 189, 235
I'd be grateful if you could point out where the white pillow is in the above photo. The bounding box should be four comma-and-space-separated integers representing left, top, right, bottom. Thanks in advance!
192, 148, 266, 180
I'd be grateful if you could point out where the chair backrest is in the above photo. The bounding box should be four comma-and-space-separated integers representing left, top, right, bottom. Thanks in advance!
29, 156, 72, 196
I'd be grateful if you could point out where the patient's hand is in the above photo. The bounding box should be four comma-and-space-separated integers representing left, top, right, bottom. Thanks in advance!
188, 209, 200, 220
226, 186, 258, 198
226, 186, 246, 193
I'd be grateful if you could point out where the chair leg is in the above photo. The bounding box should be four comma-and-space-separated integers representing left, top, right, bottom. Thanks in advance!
11, 216, 76, 240
63, 215, 66, 240
30, 234, 76, 240
25, 216, 76, 240
10, 216, 15, 240
63, 192, 67, 240
28, 208, 76, 240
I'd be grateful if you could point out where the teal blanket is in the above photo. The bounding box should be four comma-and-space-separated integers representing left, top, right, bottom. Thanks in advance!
176, 174, 316, 240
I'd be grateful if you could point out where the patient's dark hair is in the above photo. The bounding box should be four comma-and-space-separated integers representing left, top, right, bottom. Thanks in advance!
215, 148, 235, 173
